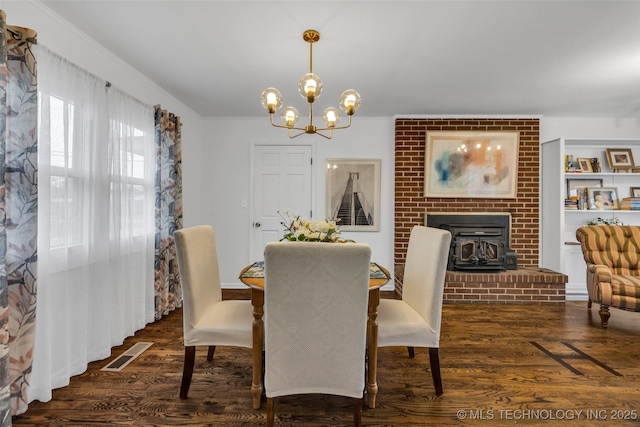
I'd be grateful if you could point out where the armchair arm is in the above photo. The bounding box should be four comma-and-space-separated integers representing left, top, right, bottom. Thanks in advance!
586, 263, 613, 306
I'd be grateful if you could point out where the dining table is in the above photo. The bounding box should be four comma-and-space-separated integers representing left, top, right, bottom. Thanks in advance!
238, 260, 391, 410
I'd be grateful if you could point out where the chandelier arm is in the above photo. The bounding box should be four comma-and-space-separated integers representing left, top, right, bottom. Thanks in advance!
288, 129, 307, 139
314, 115, 354, 132
268, 114, 306, 132
314, 130, 332, 140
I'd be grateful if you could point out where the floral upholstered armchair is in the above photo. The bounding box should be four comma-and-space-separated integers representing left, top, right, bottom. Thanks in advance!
575, 225, 640, 328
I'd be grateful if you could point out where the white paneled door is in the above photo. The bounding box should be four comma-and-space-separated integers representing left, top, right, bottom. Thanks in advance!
251, 145, 312, 260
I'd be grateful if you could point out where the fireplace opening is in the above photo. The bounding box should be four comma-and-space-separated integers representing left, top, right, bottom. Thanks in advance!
424, 213, 518, 271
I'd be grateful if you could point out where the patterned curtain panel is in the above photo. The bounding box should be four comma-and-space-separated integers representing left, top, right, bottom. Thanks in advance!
0, 10, 38, 423
154, 106, 183, 319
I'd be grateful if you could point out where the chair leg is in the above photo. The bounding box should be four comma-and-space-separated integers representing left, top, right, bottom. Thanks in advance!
180, 346, 196, 399
407, 346, 415, 358
428, 347, 443, 395
262, 350, 266, 396
587, 299, 592, 308
267, 397, 275, 427
354, 397, 362, 427
207, 346, 216, 361
599, 305, 611, 329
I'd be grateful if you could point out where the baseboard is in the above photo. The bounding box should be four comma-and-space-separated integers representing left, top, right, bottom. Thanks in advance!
566, 282, 588, 301
223, 282, 247, 289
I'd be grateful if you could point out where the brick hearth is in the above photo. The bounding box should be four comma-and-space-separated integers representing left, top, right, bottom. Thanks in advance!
394, 267, 567, 304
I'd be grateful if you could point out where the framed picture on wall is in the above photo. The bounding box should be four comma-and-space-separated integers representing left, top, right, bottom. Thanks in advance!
325, 158, 381, 231
424, 131, 519, 198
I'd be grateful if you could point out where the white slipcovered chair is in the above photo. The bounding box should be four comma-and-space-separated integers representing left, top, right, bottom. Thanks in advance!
377, 225, 452, 395
174, 225, 254, 399
263, 242, 371, 427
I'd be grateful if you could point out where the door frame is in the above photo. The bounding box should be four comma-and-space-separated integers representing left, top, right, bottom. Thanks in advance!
248, 141, 316, 260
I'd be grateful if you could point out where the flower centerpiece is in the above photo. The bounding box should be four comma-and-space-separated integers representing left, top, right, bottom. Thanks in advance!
278, 209, 353, 243
586, 217, 623, 226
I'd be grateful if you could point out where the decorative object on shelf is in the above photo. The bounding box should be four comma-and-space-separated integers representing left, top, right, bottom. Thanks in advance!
631, 187, 640, 197
585, 217, 623, 226
619, 197, 640, 210
564, 198, 580, 210
564, 154, 579, 172
577, 158, 593, 172
260, 29, 361, 140
566, 179, 602, 210
567, 179, 602, 194
589, 157, 601, 173
424, 131, 519, 198
587, 187, 619, 210
278, 209, 352, 243
325, 158, 381, 231
605, 148, 635, 172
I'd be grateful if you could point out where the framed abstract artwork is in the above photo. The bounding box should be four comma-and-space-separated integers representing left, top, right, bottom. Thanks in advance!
325, 158, 381, 231
424, 131, 519, 198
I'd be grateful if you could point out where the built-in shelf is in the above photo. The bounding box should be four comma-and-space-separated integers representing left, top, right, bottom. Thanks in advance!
541, 137, 640, 300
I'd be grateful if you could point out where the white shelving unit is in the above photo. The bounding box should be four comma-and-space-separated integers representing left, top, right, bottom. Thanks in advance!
540, 138, 640, 300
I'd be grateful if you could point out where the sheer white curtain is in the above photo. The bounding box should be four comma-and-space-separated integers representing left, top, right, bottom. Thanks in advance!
31, 46, 156, 402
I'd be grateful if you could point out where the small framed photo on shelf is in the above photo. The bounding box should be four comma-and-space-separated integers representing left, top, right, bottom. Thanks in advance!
588, 187, 619, 210
605, 148, 635, 171
577, 158, 593, 172
631, 187, 640, 197
567, 178, 602, 197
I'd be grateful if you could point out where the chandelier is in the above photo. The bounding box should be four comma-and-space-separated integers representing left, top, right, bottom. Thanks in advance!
260, 29, 362, 139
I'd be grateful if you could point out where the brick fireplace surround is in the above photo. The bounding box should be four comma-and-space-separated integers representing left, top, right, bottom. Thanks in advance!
394, 118, 567, 304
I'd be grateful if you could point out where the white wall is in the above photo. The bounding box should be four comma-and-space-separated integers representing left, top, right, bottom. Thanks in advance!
540, 117, 640, 142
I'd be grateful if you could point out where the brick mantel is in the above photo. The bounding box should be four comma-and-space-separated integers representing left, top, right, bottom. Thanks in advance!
394, 267, 566, 304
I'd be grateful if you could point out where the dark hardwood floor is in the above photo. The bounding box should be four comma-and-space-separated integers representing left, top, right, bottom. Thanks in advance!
12, 290, 640, 426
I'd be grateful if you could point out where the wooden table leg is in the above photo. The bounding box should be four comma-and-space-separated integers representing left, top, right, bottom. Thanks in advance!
251, 288, 264, 410
366, 288, 380, 408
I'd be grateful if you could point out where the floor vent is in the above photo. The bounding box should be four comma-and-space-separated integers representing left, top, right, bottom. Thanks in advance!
101, 342, 153, 372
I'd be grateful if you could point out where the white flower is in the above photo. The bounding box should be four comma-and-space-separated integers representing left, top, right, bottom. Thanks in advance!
586, 217, 623, 226
317, 220, 331, 233
277, 210, 351, 243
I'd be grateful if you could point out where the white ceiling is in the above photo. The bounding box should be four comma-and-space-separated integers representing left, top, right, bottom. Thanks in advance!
37, 0, 640, 118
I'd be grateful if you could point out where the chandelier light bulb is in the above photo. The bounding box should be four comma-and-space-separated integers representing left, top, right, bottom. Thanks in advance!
345, 95, 356, 106
281, 107, 299, 128
305, 80, 316, 94
298, 73, 322, 102
322, 107, 340, 128
339, 89, 362, 115
260, 87, 283, 113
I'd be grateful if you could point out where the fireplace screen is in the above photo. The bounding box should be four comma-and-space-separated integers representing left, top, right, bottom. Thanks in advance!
459, 239, 499, 263
425, 213, 518, 271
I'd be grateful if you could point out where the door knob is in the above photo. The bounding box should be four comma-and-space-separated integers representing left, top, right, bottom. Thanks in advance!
254, 222, 261, 228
